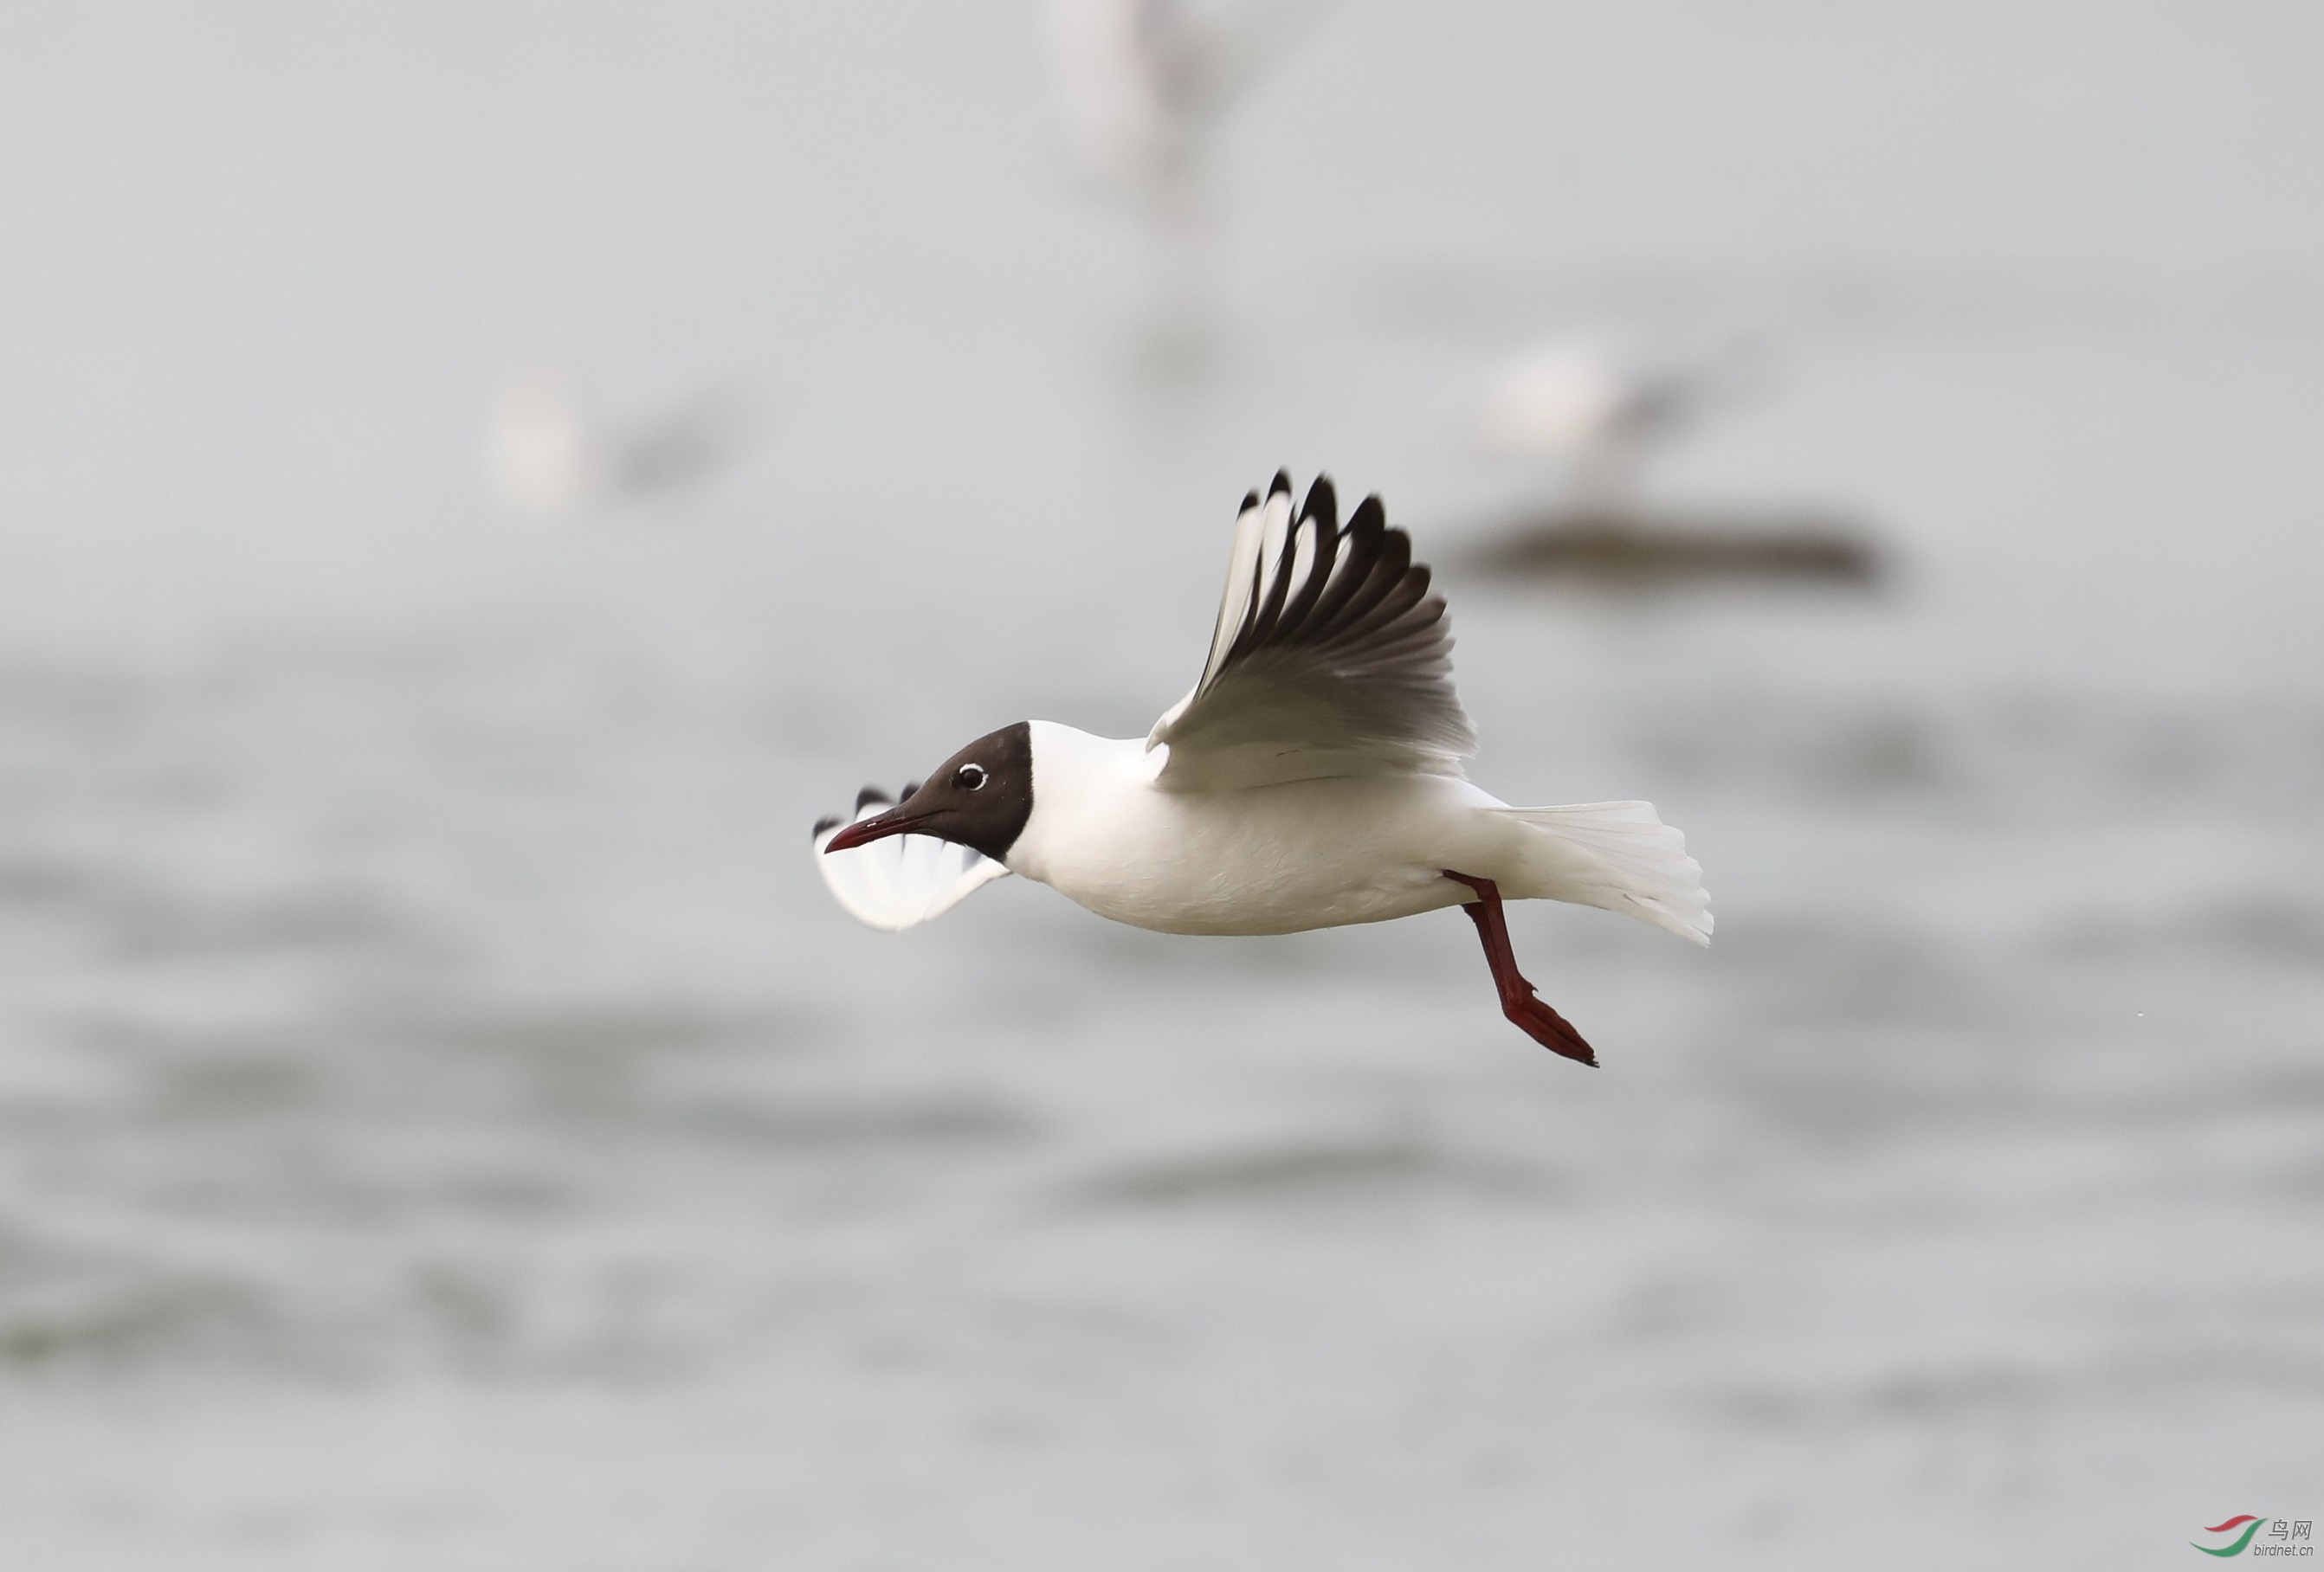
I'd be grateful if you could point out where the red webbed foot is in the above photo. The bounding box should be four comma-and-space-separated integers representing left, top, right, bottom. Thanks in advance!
1443, 870, 1598, 1066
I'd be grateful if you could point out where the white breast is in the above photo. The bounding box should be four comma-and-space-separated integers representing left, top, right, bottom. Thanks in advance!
1004, 722, 1512, 937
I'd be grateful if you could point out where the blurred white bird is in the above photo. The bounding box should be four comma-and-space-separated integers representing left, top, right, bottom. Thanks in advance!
1046, 0, 1328, 364
1045, 0, 1329, 293
1482, 339, 1762, 516
1047, 0, 1298, 218
486, 368, 750, 521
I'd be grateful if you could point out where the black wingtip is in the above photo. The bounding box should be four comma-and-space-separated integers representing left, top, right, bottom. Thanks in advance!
855, 785, 893, 812
1239, 489, 1261, 514
1298, 474, 1338, 532
1351, 493, 1385, 533
1268, 469, 1293, 499
812, 814, 842, 838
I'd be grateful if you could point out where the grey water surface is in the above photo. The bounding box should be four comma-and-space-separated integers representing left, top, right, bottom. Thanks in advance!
0, 5, 2320, 1568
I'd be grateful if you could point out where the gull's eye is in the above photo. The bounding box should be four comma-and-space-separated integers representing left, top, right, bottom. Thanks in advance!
953, 763, 989, 792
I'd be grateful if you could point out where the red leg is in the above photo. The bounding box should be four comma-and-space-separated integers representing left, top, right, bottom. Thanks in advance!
1443, 871, 1598, 1066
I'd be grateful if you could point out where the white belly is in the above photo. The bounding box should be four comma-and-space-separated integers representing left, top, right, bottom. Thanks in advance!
1003, 725, 1518, 936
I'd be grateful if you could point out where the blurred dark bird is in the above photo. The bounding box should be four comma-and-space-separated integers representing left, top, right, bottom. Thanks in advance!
814, 473, 1710, 1064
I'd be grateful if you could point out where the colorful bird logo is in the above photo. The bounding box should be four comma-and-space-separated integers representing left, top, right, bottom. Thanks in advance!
2193, 1516, 2267, 1556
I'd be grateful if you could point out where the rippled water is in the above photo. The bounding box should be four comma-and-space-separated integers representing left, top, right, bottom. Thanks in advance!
1, 5, 2321, 1568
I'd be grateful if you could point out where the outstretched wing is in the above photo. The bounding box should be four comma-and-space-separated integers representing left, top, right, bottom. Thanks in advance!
812, 788, 1011, 931
1148, 472, 1477, 792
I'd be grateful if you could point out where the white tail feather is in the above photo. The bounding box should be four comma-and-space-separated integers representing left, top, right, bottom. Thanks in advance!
1491, 800, 1712, 945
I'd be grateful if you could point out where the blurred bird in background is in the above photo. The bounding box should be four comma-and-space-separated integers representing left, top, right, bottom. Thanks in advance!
485, 366, 752, 521
1474, 336, 1882, 586
1045, 0, 1330, 349
1481, 337, 1766, 523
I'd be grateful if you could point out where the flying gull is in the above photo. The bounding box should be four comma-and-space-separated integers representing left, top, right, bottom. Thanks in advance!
815, 473, 1710, 1064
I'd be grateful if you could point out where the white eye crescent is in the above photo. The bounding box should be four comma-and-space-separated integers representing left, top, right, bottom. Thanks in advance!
954, 763, 988, 791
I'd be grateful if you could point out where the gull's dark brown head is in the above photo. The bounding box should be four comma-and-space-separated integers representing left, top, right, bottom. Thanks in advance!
821, 722, 1035, 863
